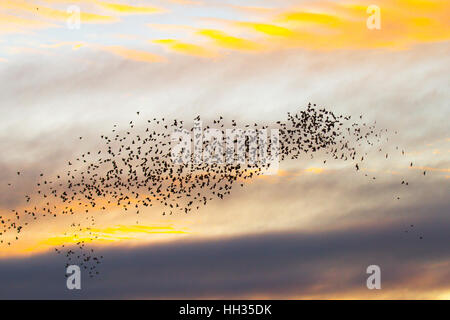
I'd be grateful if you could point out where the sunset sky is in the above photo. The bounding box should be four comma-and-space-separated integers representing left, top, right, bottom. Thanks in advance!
0, 0, 449, 299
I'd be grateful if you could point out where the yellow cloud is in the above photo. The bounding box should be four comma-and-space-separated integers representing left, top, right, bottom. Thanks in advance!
196, 29, 261, 51
0, 223, 189, 256
95, 1, 165, 14
152, 39, 217, 58
278, 11, 342, 27
39, 224, 188, 246
235, 22, 293, 37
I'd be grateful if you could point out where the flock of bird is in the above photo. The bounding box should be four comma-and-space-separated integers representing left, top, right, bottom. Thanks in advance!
2, 104, 426, 277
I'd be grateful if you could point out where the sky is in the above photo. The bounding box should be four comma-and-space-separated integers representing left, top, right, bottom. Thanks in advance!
0, 0, 449, 299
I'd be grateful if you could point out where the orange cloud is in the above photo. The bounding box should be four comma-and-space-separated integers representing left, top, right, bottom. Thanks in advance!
220, 0, 450, 50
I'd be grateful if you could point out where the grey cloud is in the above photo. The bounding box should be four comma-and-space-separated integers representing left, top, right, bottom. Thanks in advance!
0, 196, 449, 299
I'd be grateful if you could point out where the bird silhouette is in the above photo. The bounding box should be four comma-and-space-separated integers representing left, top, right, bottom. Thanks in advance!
2, 104, 427, 276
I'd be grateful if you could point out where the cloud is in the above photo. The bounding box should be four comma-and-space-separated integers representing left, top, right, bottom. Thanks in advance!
0, 12, 56, 34
0, 0, 448, 300
32, 224, 188, 249
165, 0, 203, 5
196, 29, 262, 51
1, 200, 450, 299
278, 11, 341, 27
98, 45, 167, 63
205, 0, 450, 51
0, 0, 118, 24
95, 1, 166, 15
152, 39, 217, 58
234, 22, 293, 37
0, 28, 447, 300
40, 42, 86, 50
